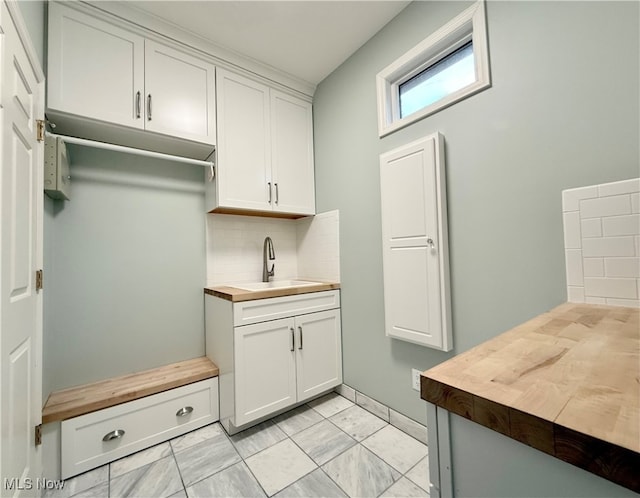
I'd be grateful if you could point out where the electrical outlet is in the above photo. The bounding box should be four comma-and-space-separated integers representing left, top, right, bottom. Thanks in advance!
411, 368, 421, 391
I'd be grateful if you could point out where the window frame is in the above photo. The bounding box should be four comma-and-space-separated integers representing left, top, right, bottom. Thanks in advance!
376, 0, 491, 137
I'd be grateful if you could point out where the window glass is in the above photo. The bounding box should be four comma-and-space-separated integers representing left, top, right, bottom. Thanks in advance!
399, 42, 475, 118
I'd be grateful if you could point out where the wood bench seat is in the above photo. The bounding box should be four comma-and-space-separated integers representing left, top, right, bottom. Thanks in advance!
42, 357, 219, 424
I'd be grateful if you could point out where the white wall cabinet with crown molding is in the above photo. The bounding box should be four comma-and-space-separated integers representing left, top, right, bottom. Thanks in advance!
206, 68, 315, 218
46, 1, 216, 160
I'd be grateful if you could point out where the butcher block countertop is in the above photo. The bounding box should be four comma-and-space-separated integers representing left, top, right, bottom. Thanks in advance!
205, 281, 340, 302
420, 303, 639, 492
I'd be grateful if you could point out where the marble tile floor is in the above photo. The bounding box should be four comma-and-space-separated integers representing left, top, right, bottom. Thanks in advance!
46, 393, 430, 498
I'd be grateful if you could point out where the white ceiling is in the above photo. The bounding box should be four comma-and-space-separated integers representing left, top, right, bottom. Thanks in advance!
125, 1, 410, 86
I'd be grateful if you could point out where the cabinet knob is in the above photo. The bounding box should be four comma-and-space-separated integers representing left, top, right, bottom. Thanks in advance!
102, 429, 125, 442
176, 406, 194, 417
147, 94, 152, 121
290, 327, 295, 351
275, 183, 279, 205
298, 326, 303, 350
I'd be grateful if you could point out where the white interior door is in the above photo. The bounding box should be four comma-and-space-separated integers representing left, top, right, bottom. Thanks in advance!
0, 2, 45, 493
379, 133, 452, 351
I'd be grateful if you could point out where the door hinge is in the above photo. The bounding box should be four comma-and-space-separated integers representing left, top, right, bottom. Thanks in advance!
35, 269, 43, 291
36, 119, 45, 142
35, 424, 42, 446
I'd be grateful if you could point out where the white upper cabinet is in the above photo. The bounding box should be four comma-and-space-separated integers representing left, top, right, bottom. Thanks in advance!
271, 91, 316, 215
47, 3, 145, 130
379, 133, 452, 351
215, 69, 271, 212
208, 68, 315, 217
144, 41, 216, 145
47, 2, 216, 158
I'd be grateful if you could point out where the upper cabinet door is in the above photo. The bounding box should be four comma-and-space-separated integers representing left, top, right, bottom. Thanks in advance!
271, 91, 315, 216
144, 41, 216, 145
47, 2, 144, 129
215, 69, 271, 211
379, 133, 452, 351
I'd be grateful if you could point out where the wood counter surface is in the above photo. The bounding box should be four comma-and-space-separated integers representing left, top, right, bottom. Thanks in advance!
420, 303, 639, 492
205, 281, 340, 302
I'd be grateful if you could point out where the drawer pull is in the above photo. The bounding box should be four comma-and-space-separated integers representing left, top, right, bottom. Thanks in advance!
176, 406, 194, 417
102, 429, 125, 442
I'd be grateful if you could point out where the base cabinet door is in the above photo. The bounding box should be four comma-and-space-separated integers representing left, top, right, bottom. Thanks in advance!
234, 318, 296, 426
295, 310, 342, 402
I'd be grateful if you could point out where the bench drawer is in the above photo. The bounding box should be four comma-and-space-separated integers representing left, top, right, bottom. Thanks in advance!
61, 378, 218, 479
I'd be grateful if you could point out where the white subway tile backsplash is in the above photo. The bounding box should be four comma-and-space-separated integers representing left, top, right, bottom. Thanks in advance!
562, 178, 639, 308
581, 237, 636, 258
606, 298, 640, 307
206, 211, 341, 286
602, 214, 640, 237
583, 258, 604, 277
585, 296, 607, 304
604, 257, 640, 278
598, 178, 640, 197
584, 277, 637, 299
567, 286, 585, 303
580, 218, 602, 238
562, 185, 598, 212
579, 195, 631, 219
563, 212, 581, 249
565, 250, 584, 286
631, 193, 640, 214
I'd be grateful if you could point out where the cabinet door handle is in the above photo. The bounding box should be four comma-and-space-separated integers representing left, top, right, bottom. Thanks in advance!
135, 91, 141, 119
298, 326, 303, 350
102, 429, 125, 442
147, 94, 152, 121
268, 182, 272, 204
275, 183, 279, 205
176, 406, 194, 417
290, 327, 295, 351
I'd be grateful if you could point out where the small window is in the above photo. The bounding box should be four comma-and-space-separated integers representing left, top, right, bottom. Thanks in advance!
399, 41, 475, 118
376, 1, 490, 137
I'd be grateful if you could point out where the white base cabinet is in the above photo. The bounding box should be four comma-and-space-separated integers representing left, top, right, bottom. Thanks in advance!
206, 291, 341, 433
60, 378, 218, 479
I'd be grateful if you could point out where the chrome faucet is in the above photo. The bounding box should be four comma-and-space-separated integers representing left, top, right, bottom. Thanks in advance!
262, 236, 276, 282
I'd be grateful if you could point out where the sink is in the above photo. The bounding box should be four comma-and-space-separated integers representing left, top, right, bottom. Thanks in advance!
232, 280, 320, 291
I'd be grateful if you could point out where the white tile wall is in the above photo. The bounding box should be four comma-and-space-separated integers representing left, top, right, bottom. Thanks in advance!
562, 178, 640, 307
206, 210, 340, 286
297, 210, 341, 282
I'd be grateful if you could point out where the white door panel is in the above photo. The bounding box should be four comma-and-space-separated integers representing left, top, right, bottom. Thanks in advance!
47, 2, 144, 129
216, 69, 271, 211
144, 41, 216, 144
295, 310, 342, 402
271, 91, 315, 215
1, 1, 44, 493
234, 318, 296, 426
380, 133, 452, 351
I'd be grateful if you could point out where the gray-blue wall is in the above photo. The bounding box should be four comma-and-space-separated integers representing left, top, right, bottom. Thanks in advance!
313, 1, 638, 495
43, 147, 206, 395
17, 0, 45, 69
